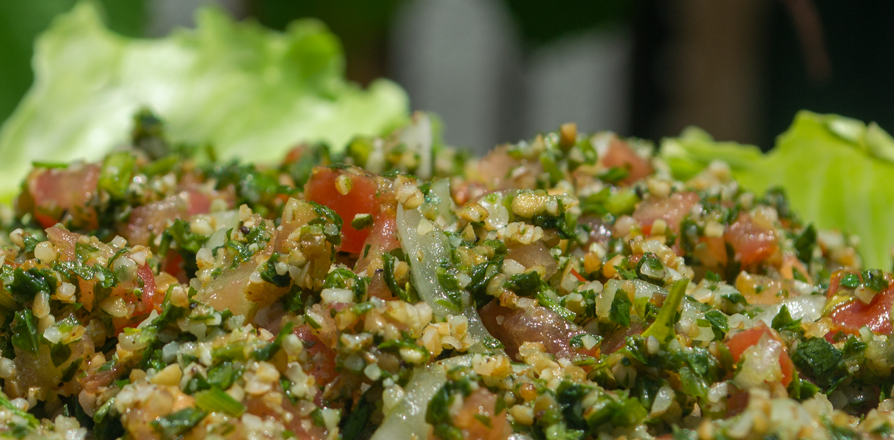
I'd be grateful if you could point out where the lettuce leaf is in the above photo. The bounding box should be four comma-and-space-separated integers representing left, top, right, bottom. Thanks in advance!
0, 2, 408, 202
661, 111, 894, 270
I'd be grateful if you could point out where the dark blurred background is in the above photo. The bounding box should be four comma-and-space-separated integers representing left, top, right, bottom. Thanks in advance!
1, 0, 891, 153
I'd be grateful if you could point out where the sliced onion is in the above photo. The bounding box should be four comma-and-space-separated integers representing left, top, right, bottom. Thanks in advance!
754, 294, 826, 326
203, 210, 240, 250
370, 356, 471, 440
396, 203, 498, 352
399, 112, 433, 180
595, 279, 621, 319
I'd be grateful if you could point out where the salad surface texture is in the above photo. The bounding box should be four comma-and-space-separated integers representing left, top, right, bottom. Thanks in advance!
0, 111, 889, 440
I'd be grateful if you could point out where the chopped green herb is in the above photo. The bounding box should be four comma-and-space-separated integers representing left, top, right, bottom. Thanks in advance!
98, 151, 136, 200
351, 213, 374, 230
794, 224, 817, 263
791, 337, 844, 390
253, 322, 295, 361
383, 252, 417, 303
151, 408, 207, 440
195, 388, 245, 417
260, 253, 290, 288
642, 278, 689, 343
609, 290, 632, 327
11, 310, 40, 355
840, 273, 861, 289
704, 310, 729, 339
7, 267, 57, 304
50, 342, 72, 367
771, 304, 802, 332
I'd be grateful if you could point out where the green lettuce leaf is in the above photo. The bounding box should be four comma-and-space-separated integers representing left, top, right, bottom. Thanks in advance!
0, 2, 408, 202
661, 111, 894, 270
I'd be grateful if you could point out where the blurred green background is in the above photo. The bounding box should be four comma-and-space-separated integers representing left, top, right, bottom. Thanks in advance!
1, 0, 892, 150
0, 0, 148, 125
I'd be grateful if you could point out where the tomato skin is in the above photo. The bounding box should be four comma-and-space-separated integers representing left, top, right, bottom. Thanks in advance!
693, 236, 728, 274
602, 138, 653, 185
724, 213, 778, 266
825, 270, 894, 335
304, 167, 378, 254
354, 202, 400, 274
634, 192, 699, 236
570, 268, 586, 283
725, 326, 793, 386
450, 388, 512, 440
293, 324, 338, 387
479, 302, 598, 362
829, 289, 894, 335
137, 264, 160, 313
826, 270, 854, 299
26, 164, 101, 229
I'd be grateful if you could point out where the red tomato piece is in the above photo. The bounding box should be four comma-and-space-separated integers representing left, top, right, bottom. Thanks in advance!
136, 264, 160, 313
450, 388, 512, 440
26, 164, 101, 229
293, 324, 339, 387
725, 326, 793, 386
354, 202, 400, 274
826, 270, 854, 299
479, 302, 598, 362
162, 251, 185, 281
829, 287, 894, 335
185, 189, 213, 216
724, 213, 778, 266
304, 167, 378, 254
693, 236, 728, 274
282, 145, 308, 164
633, 192, 699, 235
121, 189, 224, 247
602, 138, 653, 185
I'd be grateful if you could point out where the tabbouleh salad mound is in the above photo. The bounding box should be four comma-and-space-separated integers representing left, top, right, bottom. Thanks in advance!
0, 110, 889, 440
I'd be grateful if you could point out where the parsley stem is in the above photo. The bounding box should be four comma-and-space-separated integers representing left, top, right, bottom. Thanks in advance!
641, 278, 689, 343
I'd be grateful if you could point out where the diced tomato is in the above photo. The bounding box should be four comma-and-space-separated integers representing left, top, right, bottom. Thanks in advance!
726, 388, 750, 417
693, 236, 728, 274
507, 242, 559, 279
120, 189, 223, 246
185, 189, 212, 216
780, 253, 810, 281
479, 302, 598, 362
828, 287, 894, 335
725, 326, 793, 386
473, 146, 543, 190
735, 272, 786, 305
283, 145, 309, 164
162, 251, 185, 281
245, 396, 327, 440
304, 167, 378, 254
578, 215, 614, 248
136, 264, 160, 313
80, 361, 125, 393
354, 201, 400, 274
450, 388, 512, 440
293, 324, 338, 387
25, 164, 101, 229
724, 213, 778, 266
451, 180, 487, 206
826, 270, 853, 299
475, 147, 517, 189
633, 192, 699, 235
601, 138, 653, 185
601, 321, 644, 354
365, 270, 396, 300
45, 225, 79, 262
